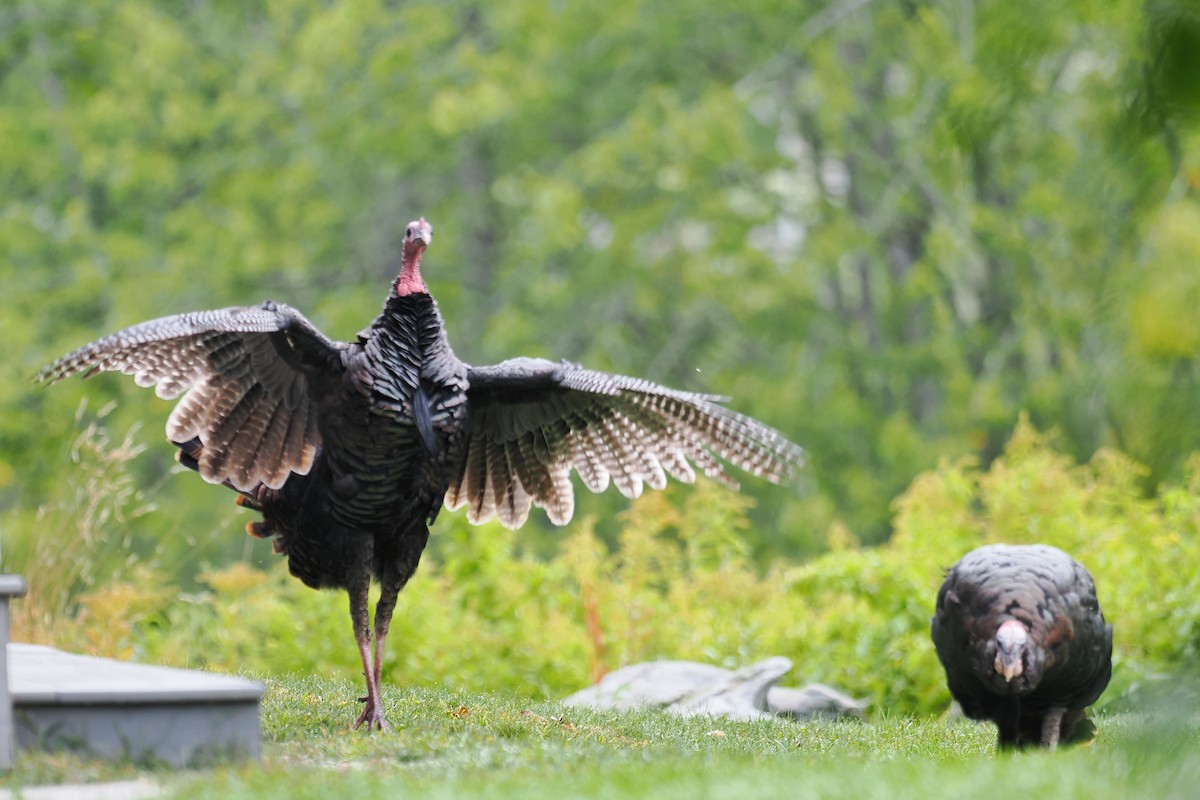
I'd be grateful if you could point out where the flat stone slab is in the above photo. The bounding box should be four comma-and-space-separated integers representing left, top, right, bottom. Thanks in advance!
0, 778, 161, 800
8, 644, 262, 766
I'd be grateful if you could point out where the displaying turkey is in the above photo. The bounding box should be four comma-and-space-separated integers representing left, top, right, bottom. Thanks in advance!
930, 543, 1113, 749
38, 218, 804, 731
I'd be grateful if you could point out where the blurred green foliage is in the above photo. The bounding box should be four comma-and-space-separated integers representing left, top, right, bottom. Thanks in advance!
33, 417, 1197, 714
3, 0, 1200, 694
3, 0, 1200, 567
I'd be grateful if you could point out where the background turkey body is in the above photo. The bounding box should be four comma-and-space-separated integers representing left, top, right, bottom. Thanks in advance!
39, 219, 804, 731
931, 543, 1113, 749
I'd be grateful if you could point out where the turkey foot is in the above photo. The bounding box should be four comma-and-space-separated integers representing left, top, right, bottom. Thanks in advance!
354, 696, 391, 732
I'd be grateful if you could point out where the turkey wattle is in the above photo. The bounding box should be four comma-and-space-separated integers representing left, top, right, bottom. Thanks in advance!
930, 543, 1113, 749
39, 218, 805, 730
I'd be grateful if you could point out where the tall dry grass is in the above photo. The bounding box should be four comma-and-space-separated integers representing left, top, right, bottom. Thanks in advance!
6, 400, 165, 656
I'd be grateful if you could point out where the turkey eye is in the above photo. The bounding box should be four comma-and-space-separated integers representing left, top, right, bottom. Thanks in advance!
405, 226, 413, 238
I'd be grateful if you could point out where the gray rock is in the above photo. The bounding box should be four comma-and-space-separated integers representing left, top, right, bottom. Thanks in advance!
562, 660, 730, 711
562, 657, 866, 723
667, 657, 793, 721
766, 683, 866, 719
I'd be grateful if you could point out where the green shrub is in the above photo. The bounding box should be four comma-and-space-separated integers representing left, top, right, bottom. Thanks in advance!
13, 414, 1200, 716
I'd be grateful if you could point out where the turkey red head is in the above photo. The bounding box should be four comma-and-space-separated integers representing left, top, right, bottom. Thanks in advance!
395, 217, 434, 296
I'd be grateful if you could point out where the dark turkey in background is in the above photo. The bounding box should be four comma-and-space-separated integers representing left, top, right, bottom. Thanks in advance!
931, 543, 1113, 749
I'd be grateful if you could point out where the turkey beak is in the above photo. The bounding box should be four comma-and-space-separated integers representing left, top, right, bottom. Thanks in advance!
995, 652, 1023, 683
994, 620, 1028, 684
414, 218, 433, 247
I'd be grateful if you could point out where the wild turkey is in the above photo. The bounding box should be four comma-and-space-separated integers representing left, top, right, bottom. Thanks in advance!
38, 218, 804, 730
930, 543, 1113, 749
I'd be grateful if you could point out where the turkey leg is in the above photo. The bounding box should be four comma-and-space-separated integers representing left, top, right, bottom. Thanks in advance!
1040, 707, 1066, 750
995, 700, 1022, 749
350, 576, 390, 731
370, 569, 404, 711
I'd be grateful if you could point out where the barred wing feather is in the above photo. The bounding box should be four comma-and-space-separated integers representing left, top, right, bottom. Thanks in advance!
448, 358, 804, 528
37, 302, 345, 491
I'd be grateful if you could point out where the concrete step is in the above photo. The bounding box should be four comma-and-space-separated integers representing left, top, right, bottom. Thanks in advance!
8, 643, 262, 767
0, 778, 161, 800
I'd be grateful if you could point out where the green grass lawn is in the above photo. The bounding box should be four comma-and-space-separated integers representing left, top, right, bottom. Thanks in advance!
3, 675, 1198, 799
